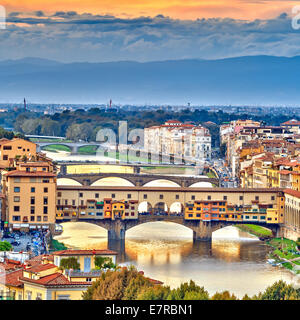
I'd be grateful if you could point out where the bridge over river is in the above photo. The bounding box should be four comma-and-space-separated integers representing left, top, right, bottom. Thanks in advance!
60, 215, 280, 241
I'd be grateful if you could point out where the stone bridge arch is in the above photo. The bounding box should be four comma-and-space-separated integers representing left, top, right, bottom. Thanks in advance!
57, 178, 83, 186
90, 177, 136, 187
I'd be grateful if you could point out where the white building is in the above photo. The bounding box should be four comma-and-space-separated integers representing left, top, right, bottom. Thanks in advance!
144, 120, 211, 162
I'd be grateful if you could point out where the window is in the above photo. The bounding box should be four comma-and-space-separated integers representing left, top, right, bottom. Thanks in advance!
13, 216, 20, 221
30, 207, 35, 214
112, 194, 115, 198
131, 212, 135, 216
176, 195, 179, 200
271, 196, 275, 201
44, 197, 48, 205
72, 200, 75, 206
3, 145, 12, 150
239, 196, 243, 201
44, 187, 48, 193
43, 216, 48, 222
37, 216, 41, 222
14, 187, 20, 193
58, 192, 62, 197
3, 155, 8, 160
79, 193, 83, 198
127, 194, 131, 199
160, 195, 164, 199
14, 206, 20, 212
27, 291, 32, 300
65, 200, 68, 206
223, 196, 227, 200
255, 196, 259, 201
191, 195, 195, 200
31, 187, 35, 193
57, 200, 61, 205
143, 194, 147, 199
42, 179, 49, 183
31, 197, 35, 205
30, 216, 35, 222
207, 196, 211, 200
43, 206, 48, 214
95, 193, 99, 198
14, 196, 20, 202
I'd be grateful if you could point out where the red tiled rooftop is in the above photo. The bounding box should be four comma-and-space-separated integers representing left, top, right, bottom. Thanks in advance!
3, 170, 56, 177
284, 189, 300, 198
25, 263, 57, 273
4, 269, 24, 287
20, 272, 92, 287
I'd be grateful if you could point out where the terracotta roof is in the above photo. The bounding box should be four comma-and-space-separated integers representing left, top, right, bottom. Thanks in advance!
52, 249, 117, 256
3, 170, 56, 177
281, 120, 300, 126
4, 269, 24, 287
284, 189, 300, 198
19, 162, 51, 167
25, 263, 57, 273
0, 259, 22, 271
25, 254, 54, 267
20, 272, 92, 287
0, 138, 36, 146
137, 271, 163, 285
279, 170, 292, 175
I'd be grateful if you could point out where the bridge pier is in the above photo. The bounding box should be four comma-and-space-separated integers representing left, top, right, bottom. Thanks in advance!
107, 220, 126, 240
191, 221, 213, 242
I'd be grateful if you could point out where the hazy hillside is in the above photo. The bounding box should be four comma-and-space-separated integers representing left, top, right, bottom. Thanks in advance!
0, 56, 300, 105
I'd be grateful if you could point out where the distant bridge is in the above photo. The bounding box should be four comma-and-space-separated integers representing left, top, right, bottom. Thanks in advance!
26, 135, 67, 140
36, 142, 105, 153
60, 215, 280, 241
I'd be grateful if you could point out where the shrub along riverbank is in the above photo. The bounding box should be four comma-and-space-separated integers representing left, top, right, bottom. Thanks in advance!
267, 238, 300, 274
50, 239, 68, 251
236, 224, 273, 239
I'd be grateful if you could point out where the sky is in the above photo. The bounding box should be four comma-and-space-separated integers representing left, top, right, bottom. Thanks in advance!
0, 0, 300, 62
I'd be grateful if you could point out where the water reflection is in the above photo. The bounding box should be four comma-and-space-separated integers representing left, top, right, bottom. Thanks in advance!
54, 222, 297, 297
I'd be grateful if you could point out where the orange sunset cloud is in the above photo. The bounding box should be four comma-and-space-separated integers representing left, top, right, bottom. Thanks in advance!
1, 0, 298, 20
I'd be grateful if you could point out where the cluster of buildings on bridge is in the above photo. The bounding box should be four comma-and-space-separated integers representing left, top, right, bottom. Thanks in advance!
144, 120, 212, 161
0, 135, 298, 240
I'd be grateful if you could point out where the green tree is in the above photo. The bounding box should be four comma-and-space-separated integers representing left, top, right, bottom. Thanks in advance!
136, 285, 171, 300
94, 256, 116, 270
82, 267, 153, 300
258, 280, 300, 300
0, 241, 13, 251
167, 280, 210, 300
211, 291, 238, 300
59, 257, 80, 270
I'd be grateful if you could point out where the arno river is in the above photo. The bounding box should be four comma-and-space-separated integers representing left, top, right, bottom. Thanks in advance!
54, 222, 298, 298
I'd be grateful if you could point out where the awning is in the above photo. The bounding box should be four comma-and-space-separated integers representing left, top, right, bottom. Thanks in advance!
21, 224, 29, 228
29, 226, 36, 229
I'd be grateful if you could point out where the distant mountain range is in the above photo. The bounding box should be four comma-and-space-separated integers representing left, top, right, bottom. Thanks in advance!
1, 56, 300, 105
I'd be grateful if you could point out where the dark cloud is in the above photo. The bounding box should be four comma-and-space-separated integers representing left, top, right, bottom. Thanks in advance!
1, 12, 300, 62
34, 11, 45, 17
